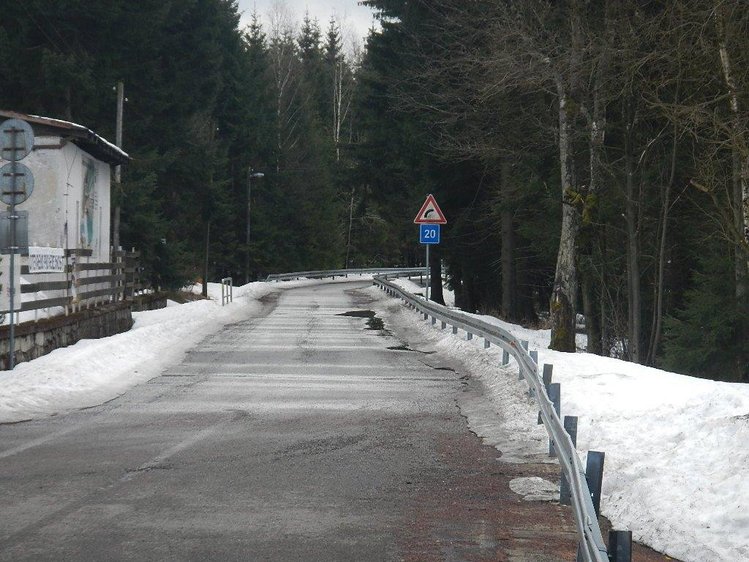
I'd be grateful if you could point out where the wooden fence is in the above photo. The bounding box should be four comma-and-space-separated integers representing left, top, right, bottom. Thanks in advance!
2, 248, 144, 320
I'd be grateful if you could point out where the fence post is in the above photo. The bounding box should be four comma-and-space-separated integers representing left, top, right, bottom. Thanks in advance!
608, 530, 632, 562
542, 364, 553, 391
538, 364, 554, 424
548, 383, 561, 456
559, 416, 578, 505
586, 451, 606, 516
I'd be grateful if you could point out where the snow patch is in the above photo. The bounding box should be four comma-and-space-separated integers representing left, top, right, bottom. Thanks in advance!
509, 477, 559, 502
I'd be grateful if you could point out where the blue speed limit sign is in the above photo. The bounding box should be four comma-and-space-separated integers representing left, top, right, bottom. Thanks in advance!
419, 223, 440, 244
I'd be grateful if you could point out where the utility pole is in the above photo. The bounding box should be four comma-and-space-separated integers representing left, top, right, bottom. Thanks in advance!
112, 81, 124, 254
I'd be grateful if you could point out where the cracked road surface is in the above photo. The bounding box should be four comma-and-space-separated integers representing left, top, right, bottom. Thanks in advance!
0, 281, 587, 560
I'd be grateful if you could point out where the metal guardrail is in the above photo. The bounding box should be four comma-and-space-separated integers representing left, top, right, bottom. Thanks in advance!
266, 267, 428, 282
373, 276, 610, 562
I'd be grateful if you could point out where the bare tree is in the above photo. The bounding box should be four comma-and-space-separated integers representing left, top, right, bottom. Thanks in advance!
268, 1, 303, 171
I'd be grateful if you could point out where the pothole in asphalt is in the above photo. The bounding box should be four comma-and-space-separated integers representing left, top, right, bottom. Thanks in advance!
339, 310, 375, 318
340, 310, 389, 332
418, 359, 456, 371
386, 345, 437, 354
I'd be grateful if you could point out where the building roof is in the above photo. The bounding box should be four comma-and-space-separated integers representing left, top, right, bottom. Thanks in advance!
0, 110, 129, 166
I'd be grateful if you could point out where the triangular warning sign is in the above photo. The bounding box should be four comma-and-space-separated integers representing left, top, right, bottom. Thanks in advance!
414, 194, 447, 224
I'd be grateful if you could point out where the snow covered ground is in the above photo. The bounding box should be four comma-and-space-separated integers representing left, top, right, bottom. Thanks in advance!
0, 276, 747, 561
383, 278, 749, 562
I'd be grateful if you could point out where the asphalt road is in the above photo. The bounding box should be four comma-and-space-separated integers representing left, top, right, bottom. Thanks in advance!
0, 281, 582, 561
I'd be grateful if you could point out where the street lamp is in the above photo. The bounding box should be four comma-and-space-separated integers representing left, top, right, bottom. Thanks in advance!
246, 168, 264, 284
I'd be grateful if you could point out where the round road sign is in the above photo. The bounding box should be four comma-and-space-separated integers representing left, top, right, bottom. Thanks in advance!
0, 162, 35, 205
0, 119, 35, 162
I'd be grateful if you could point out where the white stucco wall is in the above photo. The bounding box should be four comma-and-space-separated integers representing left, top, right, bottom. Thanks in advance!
12, 137, 111, 261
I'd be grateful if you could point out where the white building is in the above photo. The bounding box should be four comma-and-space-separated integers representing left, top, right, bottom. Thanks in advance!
0, 110, 129, 262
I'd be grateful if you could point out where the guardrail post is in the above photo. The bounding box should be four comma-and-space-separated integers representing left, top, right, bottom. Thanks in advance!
529, 350, 538, 363
431, 316, 436, 325
484, 338, 490, 349
502, 350, 509, 365
559, 416, 578, 505
466, 332, 473, 340
441, 321, 446, 329
586, 451, 606, 516
452, 326, 458, 334
548, 383, 560, 456
607, 530, 632, 562
521, 339, 529, 351
542, 364, 553, 390
538, 364, 554, 423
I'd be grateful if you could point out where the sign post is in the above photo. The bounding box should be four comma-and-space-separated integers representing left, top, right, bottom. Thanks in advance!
0, 118, 35, 369
414, 194, 446, 302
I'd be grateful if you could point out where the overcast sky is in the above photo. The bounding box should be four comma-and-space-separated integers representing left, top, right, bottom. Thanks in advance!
236, 1, 378, 48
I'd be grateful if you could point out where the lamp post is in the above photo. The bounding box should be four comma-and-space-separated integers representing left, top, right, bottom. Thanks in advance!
246, 168, 264, 284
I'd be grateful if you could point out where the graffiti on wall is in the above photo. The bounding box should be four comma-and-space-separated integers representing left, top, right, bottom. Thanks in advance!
80, 159, 97, 249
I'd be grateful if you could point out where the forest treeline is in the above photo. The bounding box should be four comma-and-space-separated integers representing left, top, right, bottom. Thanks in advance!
1, 0, 747, 381
361, 0, 748, 382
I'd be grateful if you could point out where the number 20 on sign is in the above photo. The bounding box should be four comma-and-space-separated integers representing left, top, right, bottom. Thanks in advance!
419, 224, 440, 244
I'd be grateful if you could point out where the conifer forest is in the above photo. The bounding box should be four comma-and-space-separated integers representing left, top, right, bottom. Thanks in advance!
1, 1, 747, 381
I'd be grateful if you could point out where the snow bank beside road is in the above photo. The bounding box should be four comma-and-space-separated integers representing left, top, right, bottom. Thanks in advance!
0, 277, 370, 424
367, 282, 749, 562
0, 281, 275, 423
1, 275, 746, 561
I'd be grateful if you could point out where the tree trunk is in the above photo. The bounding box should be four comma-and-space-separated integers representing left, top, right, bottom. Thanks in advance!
582, 42, 607, 356
716, 5, 749, 380
452, 264, 466, 310
345, 188, 354, 268
550, 2, 584, 353
624, 113, 642, 363
647, 123, 677, 366
716, 6, 749, 299
202, 221, 210, 298
550, 87, 580, 352
429, 245, 445, 306
581, 268, 602, 354
500, 158, 515, 320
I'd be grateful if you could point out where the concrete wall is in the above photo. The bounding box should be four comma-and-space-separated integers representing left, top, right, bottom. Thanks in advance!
0, 302, 132, 370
